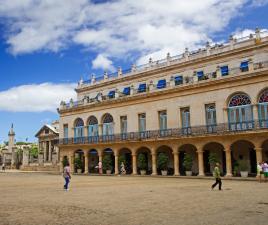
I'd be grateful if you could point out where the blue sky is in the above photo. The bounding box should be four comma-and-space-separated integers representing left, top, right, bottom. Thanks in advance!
0, 0, 268, 143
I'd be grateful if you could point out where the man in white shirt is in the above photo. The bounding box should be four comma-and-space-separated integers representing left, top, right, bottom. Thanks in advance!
98, 161, 102, 174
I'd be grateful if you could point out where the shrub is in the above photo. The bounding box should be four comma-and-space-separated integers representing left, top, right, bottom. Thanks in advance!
157, 152, 169, 171
137, 153, 147, 170
102, 155, 113, 171
238, 160, 249, 171
208, 152, 219, 166
74, 157, 83, 170
183, 153, 193, 171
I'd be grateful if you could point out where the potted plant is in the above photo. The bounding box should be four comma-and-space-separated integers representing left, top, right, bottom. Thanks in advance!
238, 160, 249, 177
208, 152, 219, 174
102, 154, 113, 174
62, 157, 69, 168
74, 157, 83, 174
183, 153, 193, 176
138, 153, 147, 175
157, 152, 169, 175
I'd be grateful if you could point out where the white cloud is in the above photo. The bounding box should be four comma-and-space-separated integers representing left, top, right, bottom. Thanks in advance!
232, 28, 268, 39
250, 0, 268, 6
92, 54, 115, 71
0, 83, 76, 112
0, 0, 266, 66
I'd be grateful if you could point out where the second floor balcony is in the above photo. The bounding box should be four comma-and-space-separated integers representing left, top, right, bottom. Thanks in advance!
59, 120, 268, 145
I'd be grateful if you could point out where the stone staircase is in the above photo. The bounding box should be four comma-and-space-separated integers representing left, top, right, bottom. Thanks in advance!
20, 165, 60, 172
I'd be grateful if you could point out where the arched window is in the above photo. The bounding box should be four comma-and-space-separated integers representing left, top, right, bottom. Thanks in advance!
75, 118, 84, 127
228, 94, 253, 130
103, 114, 114, 123
258, 89, 268, 127
74, 118, 84, 142
102, 114, 114, 136
205, 104, 217, 133
88, 116, 98, 137
229, 94, 251, 107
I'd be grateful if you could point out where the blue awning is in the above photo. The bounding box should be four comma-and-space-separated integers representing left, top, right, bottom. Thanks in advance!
220, 66, 229, 76
108, 90, 115, 98
197, 71, 204, 78
240, 61, 248, 69
157, 79, 166, 89
138, 83, 146, 92
175, 76, 183, 81
123, 87, 130, 95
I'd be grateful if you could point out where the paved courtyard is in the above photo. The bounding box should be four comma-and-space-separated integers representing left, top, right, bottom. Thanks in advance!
0, 173, 268, 225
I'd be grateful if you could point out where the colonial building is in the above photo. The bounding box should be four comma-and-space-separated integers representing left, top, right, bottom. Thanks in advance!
58, 28, 268, 177
35, 121, 60, 166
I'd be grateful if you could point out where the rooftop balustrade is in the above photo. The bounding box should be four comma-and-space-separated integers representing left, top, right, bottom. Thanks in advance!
59, 60, 268, 111
77, 29, 268, 88
58, 120, 268, 145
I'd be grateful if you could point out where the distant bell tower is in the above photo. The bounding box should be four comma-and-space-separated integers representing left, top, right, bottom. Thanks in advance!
8, 123, 15, 153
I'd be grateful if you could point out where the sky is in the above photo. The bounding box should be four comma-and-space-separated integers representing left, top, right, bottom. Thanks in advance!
0, 0, 268, 143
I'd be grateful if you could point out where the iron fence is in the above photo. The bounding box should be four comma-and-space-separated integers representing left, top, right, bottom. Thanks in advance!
58, 120, 268, 145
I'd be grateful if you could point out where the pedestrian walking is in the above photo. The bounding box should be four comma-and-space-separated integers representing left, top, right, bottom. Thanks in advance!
63, 162, 71, 191
263, 161, 268, 182
257, 162, 263, 183
98, 161, 103, 174
211, 162, 222, 190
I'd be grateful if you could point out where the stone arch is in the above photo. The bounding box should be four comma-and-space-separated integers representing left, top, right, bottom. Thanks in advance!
261, 140, 268, 163
74, 149, 85, 173
258, 88, 268, 128
118, 147, 132, 174
74, 118, 84, 127
202, 142, 226, 176
257, 88, 268, 103
226, 92, 252, 107
178, 144, 198, 175
102, 113, 114, 123
156, 145, 174, 175
102, 148, 115, 174
87, 115, 98, 125
231, 140, 256, 176
136, 146, 152, 175
88, 149, 99, 173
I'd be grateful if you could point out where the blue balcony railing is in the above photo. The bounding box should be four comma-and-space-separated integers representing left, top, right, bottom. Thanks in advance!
58, 120, 268, 145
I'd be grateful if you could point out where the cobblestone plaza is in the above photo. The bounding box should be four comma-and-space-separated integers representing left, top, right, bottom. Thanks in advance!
0, 172, 268, 225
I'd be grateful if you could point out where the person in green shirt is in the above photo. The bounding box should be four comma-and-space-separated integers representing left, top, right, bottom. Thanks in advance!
211, 162, 222, 190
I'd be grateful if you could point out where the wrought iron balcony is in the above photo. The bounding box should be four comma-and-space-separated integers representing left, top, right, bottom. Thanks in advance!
58, 120, 268, 145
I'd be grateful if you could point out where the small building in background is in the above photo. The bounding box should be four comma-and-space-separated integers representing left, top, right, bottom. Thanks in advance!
34, 120, 60, 168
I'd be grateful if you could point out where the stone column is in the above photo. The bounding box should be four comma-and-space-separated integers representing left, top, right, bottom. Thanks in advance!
84, 151, 89, 174
22, 148, 29, 166
253, 104, 259, 123
132, 153, 137, 175
69, 154, 74, 173
255, 147, 263, 164
197, 150, 204, 176
151, 152, 157, 175
44, 142, 47, 162
114, 151, 119, 175
224, 148, 232, 177
59, 155, 64, 173
48, 141, 52, 162
173, 151, 180, 176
